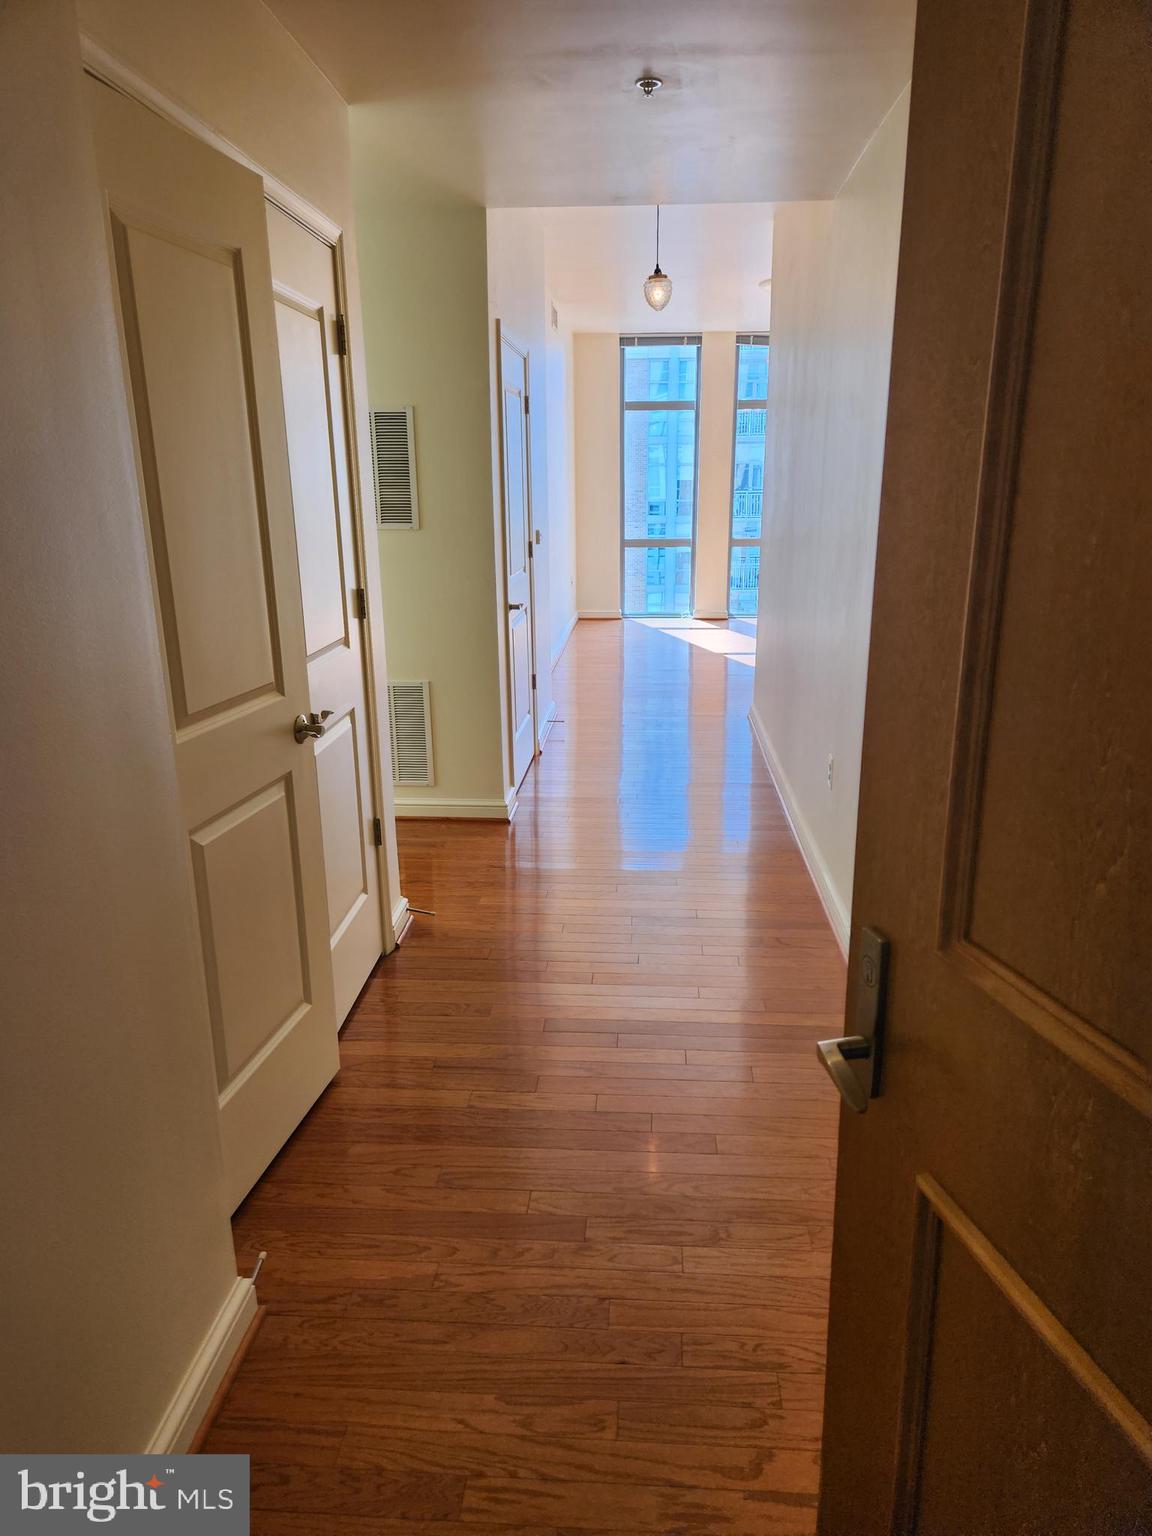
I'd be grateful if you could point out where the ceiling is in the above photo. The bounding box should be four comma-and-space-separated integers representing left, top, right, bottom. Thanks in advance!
264, 0, 915, 206
540, 205, 774, 332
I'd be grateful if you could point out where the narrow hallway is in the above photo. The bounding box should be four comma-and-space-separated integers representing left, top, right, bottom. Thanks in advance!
207, 617, 846, 1533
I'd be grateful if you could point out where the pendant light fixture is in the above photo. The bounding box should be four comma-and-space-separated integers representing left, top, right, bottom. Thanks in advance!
643, 205, 673, 312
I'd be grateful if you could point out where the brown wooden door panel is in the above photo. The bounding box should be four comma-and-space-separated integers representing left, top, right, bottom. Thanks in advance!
819, 0, 1152, 1529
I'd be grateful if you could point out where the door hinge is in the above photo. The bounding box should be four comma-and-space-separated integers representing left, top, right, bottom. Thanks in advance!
355, 587, 367, 620
527, 542, 534, 560
524, 393, 530, 416
372, 816, 383, 847
531, 671, 537, 690
335, 313, 349, 356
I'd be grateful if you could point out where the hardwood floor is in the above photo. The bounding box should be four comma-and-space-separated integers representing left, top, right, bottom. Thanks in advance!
207, 616, 846, 1534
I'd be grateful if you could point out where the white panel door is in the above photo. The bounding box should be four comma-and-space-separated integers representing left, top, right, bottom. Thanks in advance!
498, 328, 536, 790
266, 204, 385, 1023
89, 79, 339, 1212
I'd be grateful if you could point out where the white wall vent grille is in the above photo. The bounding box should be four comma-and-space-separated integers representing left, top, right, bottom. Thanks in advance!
388, 681, 433, 785
371, 407, 419, 529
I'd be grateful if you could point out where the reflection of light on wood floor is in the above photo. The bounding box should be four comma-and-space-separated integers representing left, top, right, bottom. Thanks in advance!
628, 616, 758, 664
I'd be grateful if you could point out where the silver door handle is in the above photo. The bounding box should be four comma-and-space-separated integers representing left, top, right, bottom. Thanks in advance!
816, 1034, 873, 1114
293, 709, 333, 743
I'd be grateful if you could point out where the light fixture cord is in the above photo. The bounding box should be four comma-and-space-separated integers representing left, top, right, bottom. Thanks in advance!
656, 204, 661, 269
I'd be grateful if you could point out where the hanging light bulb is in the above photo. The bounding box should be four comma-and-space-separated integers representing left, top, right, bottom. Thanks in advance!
643, 205, 673, 312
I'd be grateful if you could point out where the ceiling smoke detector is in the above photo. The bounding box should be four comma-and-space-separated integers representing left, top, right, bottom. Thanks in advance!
634, 76, 663, 97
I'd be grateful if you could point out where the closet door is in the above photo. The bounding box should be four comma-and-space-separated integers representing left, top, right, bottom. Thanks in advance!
89, 78, 338, 1210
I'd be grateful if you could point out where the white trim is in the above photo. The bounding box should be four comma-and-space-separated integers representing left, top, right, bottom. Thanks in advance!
395, 795, 516, 821
748, 703, 850, 958
551, 610, 579, 668
578, 610, 622, 620
145, 1278, 257, 1454
79, 38, 342, 243
692, 611, 730, 621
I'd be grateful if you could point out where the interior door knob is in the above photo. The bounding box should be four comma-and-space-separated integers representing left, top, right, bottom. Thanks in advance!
816, 1034, 873, 1113
293, 709, 334, 743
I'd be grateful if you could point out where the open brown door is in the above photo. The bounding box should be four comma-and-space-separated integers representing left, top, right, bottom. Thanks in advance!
818, 0, 1151, 1531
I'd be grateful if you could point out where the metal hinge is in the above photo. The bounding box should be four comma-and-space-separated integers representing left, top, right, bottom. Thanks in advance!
524, 393, 530, 416
531, 672, 537, 690
527, 542, 534, 559
335, 314, 348, 356
355, 587, 367, 619
372, 816, 383, 847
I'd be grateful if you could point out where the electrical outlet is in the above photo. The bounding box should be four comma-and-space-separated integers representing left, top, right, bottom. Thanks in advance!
827, 754, 835, 791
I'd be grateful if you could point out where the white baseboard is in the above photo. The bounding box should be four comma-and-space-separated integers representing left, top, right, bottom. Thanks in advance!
390, 895, 412, 947
577, 609, 621, 619
551, 610, 579, 667
692, 611, 729, 621
145, 1277, 257, 1454
394, 795, 515, 821
537, 698, 559, 749
748, 703, 851, 958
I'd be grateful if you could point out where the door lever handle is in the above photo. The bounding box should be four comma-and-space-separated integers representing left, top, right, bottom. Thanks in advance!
816, 1035, 873, 1114
293, 709, 334, 743
508, 602, 527, 612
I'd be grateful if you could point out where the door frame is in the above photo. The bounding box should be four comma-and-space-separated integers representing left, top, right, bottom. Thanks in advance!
494, 320, 540, 776
80, 35, 406, 953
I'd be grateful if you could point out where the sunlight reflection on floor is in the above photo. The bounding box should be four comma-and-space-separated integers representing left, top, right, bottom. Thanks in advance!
626, 616, 758, 664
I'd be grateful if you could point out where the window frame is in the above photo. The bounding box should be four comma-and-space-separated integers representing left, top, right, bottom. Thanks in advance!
727, 332, 770, 618
618, 333, 703, 618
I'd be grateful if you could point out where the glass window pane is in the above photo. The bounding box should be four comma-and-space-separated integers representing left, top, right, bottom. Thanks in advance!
731, 406, 765, 539
624, 545, 692, 616
624, 409, 697, 539
736, 342, 769, 401
728, 545, 761, 617
623, 344, 698, 403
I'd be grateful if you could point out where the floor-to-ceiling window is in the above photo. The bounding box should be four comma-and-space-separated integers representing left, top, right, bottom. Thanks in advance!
728, 333, 769, 617
620, 335, 702, 617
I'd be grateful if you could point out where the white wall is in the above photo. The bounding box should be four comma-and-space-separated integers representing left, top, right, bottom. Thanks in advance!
486, 210, 556, 732
573, 331, 742, 619
750, 88, 911, 951
545, 318, 578, 665
0, 0, 239, 1451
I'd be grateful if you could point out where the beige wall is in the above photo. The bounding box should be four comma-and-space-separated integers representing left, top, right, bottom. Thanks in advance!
751, 88, 911, 950
353, 141, 507, 815
78, 0, 351, 225
2, 0, 398, 1450
0, 0, 239, 1451
573, 332, 740, 619
695, 333, 739, 618
573, 334, 623, 616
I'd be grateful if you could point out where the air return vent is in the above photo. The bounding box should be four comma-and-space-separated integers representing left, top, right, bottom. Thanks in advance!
370, 407, 419, 529
388, 681, 433, 786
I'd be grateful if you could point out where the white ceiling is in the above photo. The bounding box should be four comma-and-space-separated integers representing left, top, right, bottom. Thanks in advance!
540, 204, 774, 333
265, 0, 915, 206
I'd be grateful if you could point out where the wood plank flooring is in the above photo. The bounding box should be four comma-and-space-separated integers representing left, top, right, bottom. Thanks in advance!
206, 617, 845, 1534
